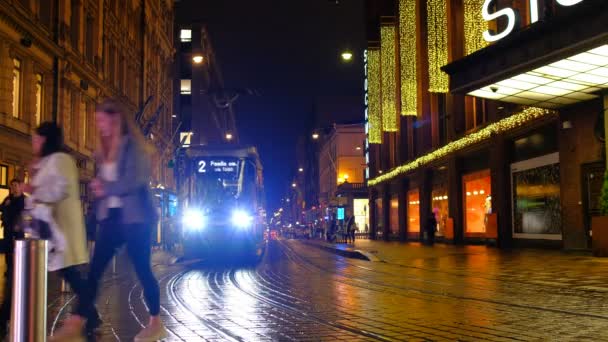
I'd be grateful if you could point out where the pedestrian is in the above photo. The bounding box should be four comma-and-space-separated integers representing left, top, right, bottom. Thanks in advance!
346, 214, 355, 244
14, 122, 92, 341
84, 97, 166, 341
0, 179, 26, 336
426, 211, 438, 245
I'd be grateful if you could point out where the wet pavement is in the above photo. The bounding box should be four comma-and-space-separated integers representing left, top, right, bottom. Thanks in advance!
4, 240, 608, 341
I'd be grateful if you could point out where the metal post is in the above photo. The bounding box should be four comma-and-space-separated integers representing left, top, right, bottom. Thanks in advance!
10, 239, 48, 342
112, 255, 117, 274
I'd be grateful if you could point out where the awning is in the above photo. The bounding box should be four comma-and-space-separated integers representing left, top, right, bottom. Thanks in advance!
442, 0, 608, 109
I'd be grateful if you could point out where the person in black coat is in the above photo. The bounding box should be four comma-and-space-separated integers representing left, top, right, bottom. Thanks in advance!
0, 179, 26, 336
426, 211, 438, 245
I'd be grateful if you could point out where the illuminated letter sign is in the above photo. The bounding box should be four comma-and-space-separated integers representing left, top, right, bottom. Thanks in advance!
556, 0, 584, 5
483, 0, 586, 42
482, 0, 517, 42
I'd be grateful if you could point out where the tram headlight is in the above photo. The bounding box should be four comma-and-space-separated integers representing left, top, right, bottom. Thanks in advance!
231, 210, 253, 229
182, 209, 206, 231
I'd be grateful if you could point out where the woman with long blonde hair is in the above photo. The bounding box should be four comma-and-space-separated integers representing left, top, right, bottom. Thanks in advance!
52, 98, 166, 341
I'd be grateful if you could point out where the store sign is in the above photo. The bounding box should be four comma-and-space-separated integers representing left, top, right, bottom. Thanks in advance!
482, 0, 586, 42
363, 49, 370, 180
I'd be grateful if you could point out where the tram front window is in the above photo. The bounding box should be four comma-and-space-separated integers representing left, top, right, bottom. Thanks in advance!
192, 158, 256, 216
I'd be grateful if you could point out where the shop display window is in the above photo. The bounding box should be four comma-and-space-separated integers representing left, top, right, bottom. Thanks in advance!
432, 190, 448, 237
353, 199, 369, 233
407, 189, 420, 234
390, 196, 399, 236
511, 153, 562, 239
463, 170, 492, 235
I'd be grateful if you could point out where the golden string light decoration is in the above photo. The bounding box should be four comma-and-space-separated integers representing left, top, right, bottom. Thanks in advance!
368, 49, 383, 144
426, 0, 449, 93
464, 0, 488, 55
399, 0, 418, 116
380, 25, 399, 132
368, 107, 557, 186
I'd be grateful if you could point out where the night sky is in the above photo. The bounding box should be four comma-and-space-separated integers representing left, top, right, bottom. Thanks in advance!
183, 0, 366, 211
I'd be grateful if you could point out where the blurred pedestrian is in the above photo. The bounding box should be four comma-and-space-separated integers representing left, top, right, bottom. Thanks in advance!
0, 179, 26, 336
426, 211, 438, 246
346, 214, 355, 244
15, 122, 91, 341
85, 98, 166, 341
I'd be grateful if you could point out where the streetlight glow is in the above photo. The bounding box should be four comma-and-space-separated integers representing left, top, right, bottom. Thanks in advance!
292, 183, 297, 188
341, 51, 353, 61
225, 133, 233, 141
298, 168, 304, 172
312, 133, 320, 140
193, 55, 204, 64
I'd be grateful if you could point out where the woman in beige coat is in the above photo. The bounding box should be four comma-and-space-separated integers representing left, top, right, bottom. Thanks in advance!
22, 122, 93, 341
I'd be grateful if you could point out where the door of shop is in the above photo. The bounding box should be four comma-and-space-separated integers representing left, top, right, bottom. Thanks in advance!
582, 161, 606, 247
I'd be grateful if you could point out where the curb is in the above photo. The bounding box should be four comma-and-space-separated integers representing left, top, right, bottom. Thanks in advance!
303, 241, 371, 261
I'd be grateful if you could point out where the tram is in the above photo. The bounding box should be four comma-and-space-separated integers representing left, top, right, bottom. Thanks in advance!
174, 144, 266, 260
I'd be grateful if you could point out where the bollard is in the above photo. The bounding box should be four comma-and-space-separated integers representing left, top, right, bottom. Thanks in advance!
112, 255, 117, 274
10, 239, 48, 342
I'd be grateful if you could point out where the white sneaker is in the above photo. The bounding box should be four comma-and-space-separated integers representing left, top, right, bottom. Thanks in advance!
134, 321, 167, 342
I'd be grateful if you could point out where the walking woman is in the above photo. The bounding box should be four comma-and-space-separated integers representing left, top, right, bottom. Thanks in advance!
18, 123, 91, 341
89, 98, 165, 340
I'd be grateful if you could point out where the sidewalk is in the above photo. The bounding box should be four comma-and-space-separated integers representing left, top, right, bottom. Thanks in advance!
304, 239, 608, 292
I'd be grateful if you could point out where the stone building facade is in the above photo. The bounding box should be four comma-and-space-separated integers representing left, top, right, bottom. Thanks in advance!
0, 0, 175, 201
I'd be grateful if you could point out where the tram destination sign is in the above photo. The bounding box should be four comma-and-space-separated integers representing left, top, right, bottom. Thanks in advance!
197, 158, 239, 174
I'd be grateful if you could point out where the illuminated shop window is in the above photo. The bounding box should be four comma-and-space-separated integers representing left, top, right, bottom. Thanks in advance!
463, 169, 492, 235
180, 79, 191, 95
407, 189, 420, 234
353, 199, 369, 233
180, 29, 192, 42
390, 196, 399, 237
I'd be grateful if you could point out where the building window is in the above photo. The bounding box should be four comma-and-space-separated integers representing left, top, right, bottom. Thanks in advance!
465, 96, 488, 131
0, 165, 7, 187
35, 73, 43, 125
0, 165, 8, 202
70, 0, 80, 51
12, 59, 21, 119
180, 29, 192, 42
180, 79, 191, 95
80, 98, 87, 146
85, 15, 94, 63
39, 0, 53, 28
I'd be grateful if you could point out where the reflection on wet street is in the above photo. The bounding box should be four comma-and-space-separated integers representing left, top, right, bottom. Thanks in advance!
44, 240, 608, 341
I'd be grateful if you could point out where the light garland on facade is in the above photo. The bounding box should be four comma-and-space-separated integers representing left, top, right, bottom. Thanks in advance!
426, 0, 449, 93
464, 0, 488, 55
368, 49, 383, 144
399, 0, 418, 116
381, 25, 399, 132
368, 107, 557, 186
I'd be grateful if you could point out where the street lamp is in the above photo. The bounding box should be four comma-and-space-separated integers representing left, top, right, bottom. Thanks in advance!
312, 133, 320, 140
298, 167, 304, 173
341, 51, 353, 62
192, 55, 204, 64
292, 183, 297, 188
225, 132, 233, 141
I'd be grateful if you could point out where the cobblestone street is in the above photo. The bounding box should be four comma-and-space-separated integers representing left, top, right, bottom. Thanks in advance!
4, 240, 608, 341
